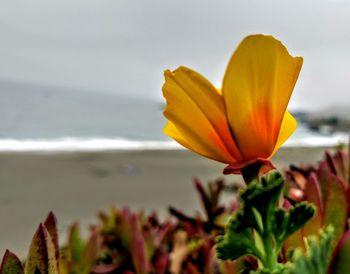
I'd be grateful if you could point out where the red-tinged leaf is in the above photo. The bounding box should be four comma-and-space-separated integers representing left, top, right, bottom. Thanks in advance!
219, 259, 241, 274
92, 264, 119, 274
24, 223, 59, 274
151, 249, 168, 274
193, 177, 212, 218
119, 208, 132, 249
208, 179, 225, 208
43, 212, 59, 270
303, 173, 323, 236
287, 170, 307, 189
0, 250, 24, 274
323, 173, 348, 246
333, 151, 348, 185
347, 187, 350, 211
329, 230, 350, 274
317, 161, 332, 203
130, 213, 149, 274
185, 262, 201, 274
325, 151, 337, 175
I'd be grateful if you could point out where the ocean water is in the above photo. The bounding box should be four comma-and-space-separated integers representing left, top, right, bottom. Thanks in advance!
0, 80, 347, 152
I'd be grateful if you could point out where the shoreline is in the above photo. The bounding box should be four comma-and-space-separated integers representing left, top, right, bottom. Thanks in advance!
0, 146, 335, 257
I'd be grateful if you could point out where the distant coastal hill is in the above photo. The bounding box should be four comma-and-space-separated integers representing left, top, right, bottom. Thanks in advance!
294, 106, 350, 134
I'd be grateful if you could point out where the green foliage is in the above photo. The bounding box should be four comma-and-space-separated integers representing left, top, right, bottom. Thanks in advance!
59, 224, 99, 274
285, 226, 334, 274
274, 202, 315, 246
217, 172, 315, 272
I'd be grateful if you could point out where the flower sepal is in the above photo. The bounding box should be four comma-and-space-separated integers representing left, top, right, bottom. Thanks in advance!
223, 158, 276, 183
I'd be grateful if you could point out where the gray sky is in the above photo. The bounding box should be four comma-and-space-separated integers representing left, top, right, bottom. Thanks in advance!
0, 0, 350, 110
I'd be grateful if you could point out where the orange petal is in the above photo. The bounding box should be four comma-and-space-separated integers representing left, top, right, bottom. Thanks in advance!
163, 66, 241, 163
222, 34, 303, 160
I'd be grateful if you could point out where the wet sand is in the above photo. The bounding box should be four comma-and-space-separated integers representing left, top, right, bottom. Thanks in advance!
0, 147, 331, 257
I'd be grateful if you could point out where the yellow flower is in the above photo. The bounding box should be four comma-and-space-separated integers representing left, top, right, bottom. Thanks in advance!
162, 34, 303, 175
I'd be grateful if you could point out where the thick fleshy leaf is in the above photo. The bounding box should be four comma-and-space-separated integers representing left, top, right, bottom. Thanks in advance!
302, 173, 323, 236
163, 66, 241, 164
222, 34, 302, 160
0, 250, 24, 274
24, 224, 59, 274
317, 160, 332, 203
43, 212, 59, 270
323, 173, 347, 245
130, 213, 149, 274
330, 230, 350, 274
68, 223, 85, 263
65, 224, 99, 274
326, 150, 349, 186
81, 232, 99, 274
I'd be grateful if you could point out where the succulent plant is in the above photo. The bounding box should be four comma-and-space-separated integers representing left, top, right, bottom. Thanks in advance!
60, 223, 99, 274
3, 148, 350, 274
285, 147, 350, 273
0, 212, 59, 274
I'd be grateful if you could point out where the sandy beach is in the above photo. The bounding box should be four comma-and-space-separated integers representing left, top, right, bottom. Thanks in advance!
0, 146, 332, 257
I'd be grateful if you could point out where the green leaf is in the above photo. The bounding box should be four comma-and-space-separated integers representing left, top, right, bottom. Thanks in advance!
24, 224, 59, 274
217, 171, 316, 272
68, 223, 86, 263
217, 173, 285, 263
216, 211, 263, 261
0, 250, 24, 274
284, 202, 315, 241
241, 173, 284, 225
273, 202, 315, 248
286, 226, 334, 274
65, 224, 98, 274
329, 230, 350, 274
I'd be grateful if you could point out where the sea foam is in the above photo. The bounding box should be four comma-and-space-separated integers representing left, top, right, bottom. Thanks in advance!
0, 134, 347, 152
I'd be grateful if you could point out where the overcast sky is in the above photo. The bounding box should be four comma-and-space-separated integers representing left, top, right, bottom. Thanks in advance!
0, 0, 350, 110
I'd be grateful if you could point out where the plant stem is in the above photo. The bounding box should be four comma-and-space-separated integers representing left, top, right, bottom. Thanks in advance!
262, 233, 277, 270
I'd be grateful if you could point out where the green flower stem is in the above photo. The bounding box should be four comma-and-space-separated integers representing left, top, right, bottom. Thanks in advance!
262, 233, 278, 270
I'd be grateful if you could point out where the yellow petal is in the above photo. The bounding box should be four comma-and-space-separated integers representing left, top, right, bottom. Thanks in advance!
270, 111, 297, 157
163, 66, 241, 163
164, 121, 196, 150
222, 34, 302, 159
